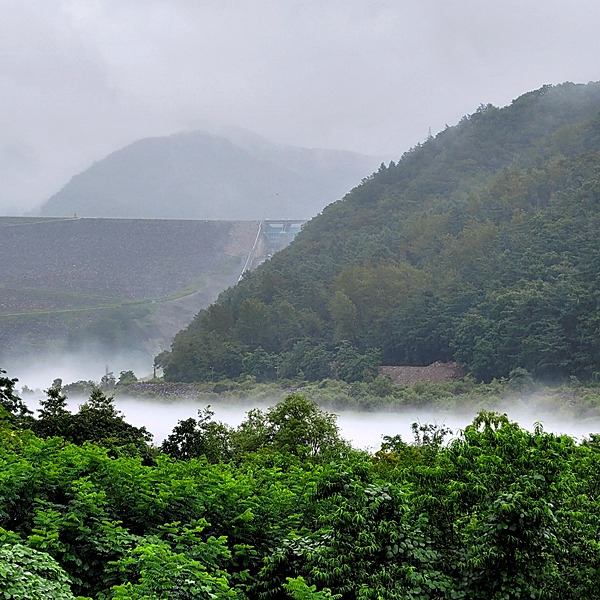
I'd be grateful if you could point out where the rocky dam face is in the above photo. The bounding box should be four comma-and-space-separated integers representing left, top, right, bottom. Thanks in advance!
0, 217, 271, 376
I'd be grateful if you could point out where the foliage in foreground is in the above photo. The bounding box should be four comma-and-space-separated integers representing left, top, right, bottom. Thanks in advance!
3, 370, 600, 598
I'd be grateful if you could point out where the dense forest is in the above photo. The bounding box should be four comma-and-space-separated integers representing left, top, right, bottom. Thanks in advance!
3, 369, 600, 599
162, 82, 600, 383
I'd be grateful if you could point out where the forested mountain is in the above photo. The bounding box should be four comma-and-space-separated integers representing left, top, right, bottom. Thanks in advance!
163, 82, 600, 383
37, 129, 381, 219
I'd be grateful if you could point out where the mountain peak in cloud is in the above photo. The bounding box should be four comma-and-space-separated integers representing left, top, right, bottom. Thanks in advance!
37, 129, 382, 220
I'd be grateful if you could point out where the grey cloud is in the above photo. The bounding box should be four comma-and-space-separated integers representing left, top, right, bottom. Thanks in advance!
1, 0, 600, 213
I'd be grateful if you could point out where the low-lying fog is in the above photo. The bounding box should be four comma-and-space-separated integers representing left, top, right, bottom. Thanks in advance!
3, 351, 151, 393
24, 394, 600, 451
11, 360, 600, 450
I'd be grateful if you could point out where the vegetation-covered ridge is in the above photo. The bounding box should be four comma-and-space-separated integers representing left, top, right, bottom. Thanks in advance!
163, 82, 600, 383
3, 366, 600, 598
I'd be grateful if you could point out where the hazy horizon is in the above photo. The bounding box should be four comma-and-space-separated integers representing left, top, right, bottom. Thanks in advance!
2, 1, 600, 214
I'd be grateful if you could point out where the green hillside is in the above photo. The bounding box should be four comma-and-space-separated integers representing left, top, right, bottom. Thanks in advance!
163, 82, 600, 383
0, 218, 260, 363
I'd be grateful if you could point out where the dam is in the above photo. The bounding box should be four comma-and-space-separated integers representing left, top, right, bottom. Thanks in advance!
0, 217, 302, 370
239, 219, 307, 278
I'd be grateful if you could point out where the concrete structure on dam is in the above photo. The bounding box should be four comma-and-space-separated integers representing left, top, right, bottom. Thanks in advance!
239, 219, 307, 278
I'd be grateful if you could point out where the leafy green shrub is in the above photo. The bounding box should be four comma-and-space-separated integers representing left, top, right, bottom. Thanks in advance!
0, 543, 83, 600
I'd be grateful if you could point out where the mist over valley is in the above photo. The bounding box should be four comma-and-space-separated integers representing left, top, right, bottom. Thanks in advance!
5, 3, 600, 597
58, 394, 600, 450
14, 380, 600, 455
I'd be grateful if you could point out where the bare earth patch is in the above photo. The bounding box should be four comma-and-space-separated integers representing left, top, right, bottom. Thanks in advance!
379, 362, 464, 384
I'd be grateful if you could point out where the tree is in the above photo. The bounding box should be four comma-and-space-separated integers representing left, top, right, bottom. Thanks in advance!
34, 381, 71, 439
154, 350, 171, 375
266, 394, 343, 457
258, 455, 450, 599
334, 342, 380, 383
161, 407, 233, 462
69, 386, 153, 458
87, 385, 118, 415
241, 348, 278, 382
227, 395, 348, 460
100, 369, 116, 390
38, 382, 69, 420
235, 394, 346, 459
117, 370, 138, 385
283, 577, 341, 600
234, 297, 275, 350
276, 340, 335, 381
230, 407, 273, 455
0, 543, 82, 600
329, 290, 359, 344
108, 532, 237, 600
0, 368, 31, 426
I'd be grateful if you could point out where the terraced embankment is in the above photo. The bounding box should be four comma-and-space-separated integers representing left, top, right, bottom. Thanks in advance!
0, 217, 260, 367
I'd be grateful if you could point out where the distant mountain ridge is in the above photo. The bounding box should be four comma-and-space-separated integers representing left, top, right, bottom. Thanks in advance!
37, 130, 382, 219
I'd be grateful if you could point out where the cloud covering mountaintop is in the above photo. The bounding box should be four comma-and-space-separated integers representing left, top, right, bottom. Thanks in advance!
38, 129, 381, 220
3, 1, 600, 215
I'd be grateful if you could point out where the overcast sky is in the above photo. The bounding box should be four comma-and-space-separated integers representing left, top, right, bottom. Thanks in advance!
2, 0, 600, 214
